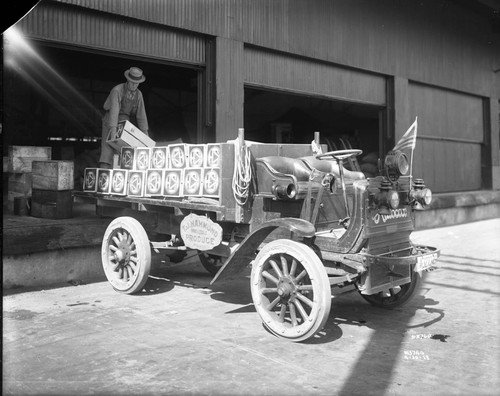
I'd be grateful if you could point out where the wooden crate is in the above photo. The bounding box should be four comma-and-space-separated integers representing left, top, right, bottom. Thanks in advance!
150, 146, 169, 169
169, 144, 187, 169
186, 144, 206, 168
31, 189, 73, 219
8, 173, 32, 196
202, 168, 221, 197
135, 147, 151, 171
145, 169, 164, 197
8, 146, 52, 173
110, 169, 128, 196
120, 147, 135, 170
96, 169, 112, 194
162, 169, 183, 197
83, 168, 98, 192
32, 160, 74, 191
206, 144, 221, 168
127, 171, 146, 197
183, 168, 204, 196
106, 120, 155, 151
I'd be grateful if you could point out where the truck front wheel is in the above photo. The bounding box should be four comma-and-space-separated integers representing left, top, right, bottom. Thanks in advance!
250, 239, 331, 342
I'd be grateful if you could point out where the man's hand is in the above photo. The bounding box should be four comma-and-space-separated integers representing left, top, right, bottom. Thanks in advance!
108, 126, 118, 139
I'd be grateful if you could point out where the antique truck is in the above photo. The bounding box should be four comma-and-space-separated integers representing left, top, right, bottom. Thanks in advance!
80, 127, 439, 342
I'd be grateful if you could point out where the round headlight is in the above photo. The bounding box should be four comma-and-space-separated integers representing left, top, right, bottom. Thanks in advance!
388, 190, 400, 209
422, 188, 432, 205
396, 152, 409, 175
385, 151, 409, 182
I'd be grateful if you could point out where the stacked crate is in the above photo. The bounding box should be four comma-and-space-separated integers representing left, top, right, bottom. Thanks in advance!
6, 146, 52, 213
83, 142, 222, 200
31, 160, 74, 219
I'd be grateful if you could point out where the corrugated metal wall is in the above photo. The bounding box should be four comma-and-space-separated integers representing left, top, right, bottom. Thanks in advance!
55, 0, 498, 98
244, 47, 386, 106
13, 0, 498, 193
410, 83, 484, 192
215, 37, 244, 142
18, 1, 206, 66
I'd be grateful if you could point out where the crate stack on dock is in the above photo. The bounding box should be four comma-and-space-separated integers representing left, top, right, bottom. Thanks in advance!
31, 160, 74, 219
6, 146, 52, 214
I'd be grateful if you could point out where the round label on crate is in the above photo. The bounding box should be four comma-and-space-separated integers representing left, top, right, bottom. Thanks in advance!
180, 213, 223, 251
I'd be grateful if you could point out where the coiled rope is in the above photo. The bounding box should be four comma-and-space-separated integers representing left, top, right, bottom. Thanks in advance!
232, 138, 252, 206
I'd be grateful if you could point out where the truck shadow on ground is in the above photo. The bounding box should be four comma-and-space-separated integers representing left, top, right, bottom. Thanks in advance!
315, 287, 446, 395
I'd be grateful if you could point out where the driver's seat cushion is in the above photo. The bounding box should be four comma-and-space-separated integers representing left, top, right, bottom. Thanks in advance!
255, 155, 365, 198
300, 156, 365, 180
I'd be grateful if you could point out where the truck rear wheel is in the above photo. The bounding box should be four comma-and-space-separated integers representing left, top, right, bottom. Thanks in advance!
198, 252, 224, 275
102, 216, 151, 294
359, 268, 422, 308
250, 239, 331, 342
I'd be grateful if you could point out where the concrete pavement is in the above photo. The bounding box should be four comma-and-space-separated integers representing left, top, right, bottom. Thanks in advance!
3, 218, 500, 396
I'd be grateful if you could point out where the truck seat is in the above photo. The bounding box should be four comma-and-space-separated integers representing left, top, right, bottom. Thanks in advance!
300, 156, 365, 180
256, 156, 312, 182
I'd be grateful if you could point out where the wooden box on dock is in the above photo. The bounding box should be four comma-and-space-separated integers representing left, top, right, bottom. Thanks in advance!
8, 146, 52, 173
32, 160, 74, 191
31, 189, 73, 219
8, 173, 32, 196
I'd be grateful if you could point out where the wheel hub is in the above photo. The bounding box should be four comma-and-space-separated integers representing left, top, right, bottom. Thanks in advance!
114, 241, 131, 264
277, 277, 295, 299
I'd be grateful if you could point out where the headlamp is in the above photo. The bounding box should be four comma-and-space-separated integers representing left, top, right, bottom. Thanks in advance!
388, 190, 400, 209
410, 179, 432, 210
272, 183, 297, 199
384, 150, 409, 182
372, 180, 400, 214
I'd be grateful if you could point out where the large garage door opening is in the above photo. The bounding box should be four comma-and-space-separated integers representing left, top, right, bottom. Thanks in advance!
3, 41, 201, 186
244, 87, 382, 178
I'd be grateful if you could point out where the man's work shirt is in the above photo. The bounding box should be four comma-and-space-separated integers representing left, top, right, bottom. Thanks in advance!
103, 83, 149, 134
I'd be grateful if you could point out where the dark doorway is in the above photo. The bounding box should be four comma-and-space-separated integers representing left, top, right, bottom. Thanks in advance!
2, 41, 200, 158
244, 87, 382, 177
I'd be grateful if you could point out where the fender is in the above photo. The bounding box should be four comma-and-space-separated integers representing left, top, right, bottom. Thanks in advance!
210, 217, 315, 284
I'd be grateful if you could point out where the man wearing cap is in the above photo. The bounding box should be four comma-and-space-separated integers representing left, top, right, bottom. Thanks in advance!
99, 67, 149, 169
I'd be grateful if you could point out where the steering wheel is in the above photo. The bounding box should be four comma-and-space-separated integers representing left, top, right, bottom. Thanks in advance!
316, 149, 363, 161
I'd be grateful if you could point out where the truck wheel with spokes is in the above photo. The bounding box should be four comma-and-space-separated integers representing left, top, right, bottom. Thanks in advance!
102, 216, 151, 294
250, 239, 331, 342
359, 268, 422, 308
198, 252, 224, 275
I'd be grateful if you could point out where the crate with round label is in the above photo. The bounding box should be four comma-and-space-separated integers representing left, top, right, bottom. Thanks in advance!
110, 169, 128, 196
205, 143, 221, 168
134, 147, 151, 171
162, 169, 184, 197
145, 169, 164, 197
120, 147, 135, 170
168, 144, 187, 169
127, 171, 145, 197
183, 168, 204, 196
83, 168, 98, 192
202, 168, 221, 197
186, 144, 206, 168
150, 146, 169, 169
96, 169, 112, 194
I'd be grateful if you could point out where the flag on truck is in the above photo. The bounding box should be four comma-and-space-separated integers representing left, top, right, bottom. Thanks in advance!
393, 117, 418, 152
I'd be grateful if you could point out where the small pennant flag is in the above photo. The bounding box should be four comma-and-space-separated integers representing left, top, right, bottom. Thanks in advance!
393, 117, 418, 152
